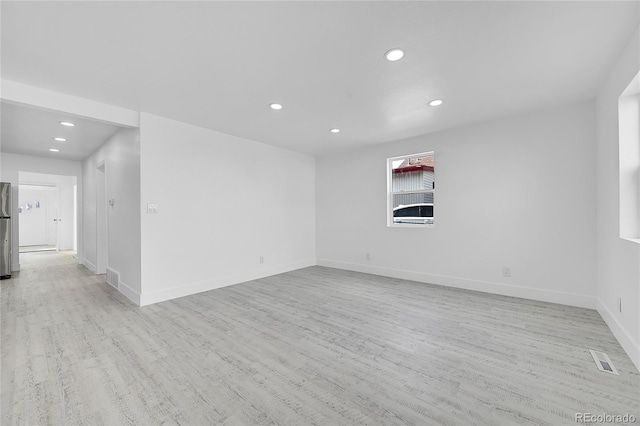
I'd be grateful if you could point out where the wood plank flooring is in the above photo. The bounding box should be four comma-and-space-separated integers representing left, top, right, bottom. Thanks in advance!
2, 251, 639, 425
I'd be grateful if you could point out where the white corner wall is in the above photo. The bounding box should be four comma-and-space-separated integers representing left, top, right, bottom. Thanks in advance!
317, 101, 597, 309
83, 128, 141, 304
595, 27, 640, 371
0, 153, 83, 271
139, 113, 316, 305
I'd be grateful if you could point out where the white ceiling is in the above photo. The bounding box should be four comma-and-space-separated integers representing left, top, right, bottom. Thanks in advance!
1, 1, 638, 156
1, 102, 122, 161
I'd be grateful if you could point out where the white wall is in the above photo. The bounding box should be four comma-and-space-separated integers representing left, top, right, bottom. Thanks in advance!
139, 113, 316, 305
0, 153, 83, 271
595, 27, 640, 371
83, 127, 141, 303
317, 101, 597, 308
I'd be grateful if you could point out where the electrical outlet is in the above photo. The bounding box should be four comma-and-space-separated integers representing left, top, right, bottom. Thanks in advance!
502, 267, 511, 277
366, 252, 371, 261
259, 256, 264, 264
147, 203, 158, 214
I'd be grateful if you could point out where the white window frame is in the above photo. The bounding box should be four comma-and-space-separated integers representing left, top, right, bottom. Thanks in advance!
387, 151, 435, 228
618, 71, 640, 244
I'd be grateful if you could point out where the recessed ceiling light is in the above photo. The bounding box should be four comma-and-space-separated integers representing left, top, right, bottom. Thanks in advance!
429, 99, 444, 107
54, 137, 66, 142
269, 103, 283, 110
330, 128, 340, 133
59, 121, 75, 127
385, 48, 404, 62
49, 148, 60, 152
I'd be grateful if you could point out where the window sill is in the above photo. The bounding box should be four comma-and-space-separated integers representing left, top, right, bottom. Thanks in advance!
620, 237, 640, 244
388, 223, 435, 229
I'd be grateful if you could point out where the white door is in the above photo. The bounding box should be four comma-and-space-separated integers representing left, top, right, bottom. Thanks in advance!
18, 185, 58, 250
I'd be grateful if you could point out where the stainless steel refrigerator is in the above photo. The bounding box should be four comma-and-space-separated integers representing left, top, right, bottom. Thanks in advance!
0, 182, 12, 279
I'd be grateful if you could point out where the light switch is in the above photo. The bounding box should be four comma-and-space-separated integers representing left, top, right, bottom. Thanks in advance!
147, 203, 158, 214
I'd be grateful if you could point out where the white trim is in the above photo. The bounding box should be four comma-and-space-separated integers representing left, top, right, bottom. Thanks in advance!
388, 151, 433, 162
317, 258, 596, 309
118, 280, 141, 306
83, 259, 97, 274
139, 259, 316, 306
596, 298, 640, 372
0, 79, 139, 128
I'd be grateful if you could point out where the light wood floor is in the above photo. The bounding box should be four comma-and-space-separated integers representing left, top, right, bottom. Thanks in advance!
2, 251, 638, 425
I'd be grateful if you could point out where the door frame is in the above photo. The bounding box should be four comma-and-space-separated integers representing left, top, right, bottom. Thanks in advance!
17, 183, 59, 252
96, 161, 108, 274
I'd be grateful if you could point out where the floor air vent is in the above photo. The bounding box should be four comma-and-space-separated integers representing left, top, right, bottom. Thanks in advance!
589, 349, 619, 375
106, 268, 119, 289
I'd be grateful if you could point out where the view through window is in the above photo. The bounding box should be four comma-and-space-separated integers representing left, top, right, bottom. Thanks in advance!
388, 151, 435, 227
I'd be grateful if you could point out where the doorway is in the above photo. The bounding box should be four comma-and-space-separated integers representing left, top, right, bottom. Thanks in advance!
17, 172, 78, 257
18, 184, 58, 252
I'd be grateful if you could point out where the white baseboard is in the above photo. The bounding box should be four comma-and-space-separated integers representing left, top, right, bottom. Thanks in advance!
317, 259, 596, 309
139, 259, 316, 306
596, 298, 640, 372
118, 280, 141, 306
83, 259, 97, 274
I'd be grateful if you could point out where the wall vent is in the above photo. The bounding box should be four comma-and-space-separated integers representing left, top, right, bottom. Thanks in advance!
106, 268, 119, 289
589, 349, 619, 375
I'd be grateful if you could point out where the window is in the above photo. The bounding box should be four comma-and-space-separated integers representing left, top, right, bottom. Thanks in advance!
387, 151, 435, 227
618, 71, 640, 243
